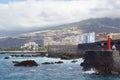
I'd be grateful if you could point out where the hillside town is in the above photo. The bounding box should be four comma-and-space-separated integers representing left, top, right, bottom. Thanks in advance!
0, 26, 120, 51
20, 31, 120, 51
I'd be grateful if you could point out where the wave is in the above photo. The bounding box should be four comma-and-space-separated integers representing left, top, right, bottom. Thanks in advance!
82, 68, 98, 74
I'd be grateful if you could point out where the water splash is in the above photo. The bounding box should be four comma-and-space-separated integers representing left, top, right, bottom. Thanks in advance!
83, 68, 98, 74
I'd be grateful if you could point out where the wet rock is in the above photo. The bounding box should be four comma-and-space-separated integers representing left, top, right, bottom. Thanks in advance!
42, 61, 64, 65
42, 62, 51, 64
32, 55, 37, 57
51, 62, 54, 64
80, 63, 84, 66
11, 55, 20, 57
81, 51, 113, 74
71, 60, 78, 63
42, 62, 54, 64
55, 61, 64, 64
12, 61, 20, 64
4, 56, 10, 59
14, 60, 38, 67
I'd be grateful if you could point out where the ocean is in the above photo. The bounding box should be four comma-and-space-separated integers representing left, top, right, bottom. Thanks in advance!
0, 53, 120, 80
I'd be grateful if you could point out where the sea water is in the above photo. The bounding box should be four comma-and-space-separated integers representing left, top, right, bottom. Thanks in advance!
0, 54, 120, 80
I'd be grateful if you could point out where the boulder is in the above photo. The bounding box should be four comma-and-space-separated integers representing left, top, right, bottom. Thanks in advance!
71, 60, 78, 63
42, 62, 54, 64
55, 61, 64, 64
14, 60, 38, 67
4, 56, 10, 59
42, 61, 64, 65
12, 61, 20, 64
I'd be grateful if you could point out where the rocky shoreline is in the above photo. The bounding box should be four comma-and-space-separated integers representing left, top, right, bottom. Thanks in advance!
14, 60, 38, 67
12, 59, 79, 67
4, 52, 84, 60
3, 53, 82, 67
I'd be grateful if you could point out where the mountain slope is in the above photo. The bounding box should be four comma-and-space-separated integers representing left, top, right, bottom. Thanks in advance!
46, 17, 120, 33
74, 18, 120, 33
0, 17, 120, 48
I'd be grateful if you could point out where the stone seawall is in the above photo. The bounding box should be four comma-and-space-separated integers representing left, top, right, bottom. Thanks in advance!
81, 51, 113, 74
112, 50, 120, 73
81, 50, 120, 74
47, 45, 84, 58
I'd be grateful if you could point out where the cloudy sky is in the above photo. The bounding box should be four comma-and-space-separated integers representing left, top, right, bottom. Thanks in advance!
0, 0, 120, 33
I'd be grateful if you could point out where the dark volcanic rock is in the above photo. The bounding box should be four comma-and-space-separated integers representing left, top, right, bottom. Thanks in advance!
42, 61, 64, 65
14, 60, 38, 67
4, 56, 10, 59
55, 61, 64, 64
71, 60, 78, 63
81, 51, 113, 74
12, 61, 20, 64
42, 62, 54, 64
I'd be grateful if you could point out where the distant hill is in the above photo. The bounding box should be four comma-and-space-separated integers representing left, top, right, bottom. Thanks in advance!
0, 37, 43, 48
52, 17, 120, 33
75, 18, 120, 33
0, 17, 120, 48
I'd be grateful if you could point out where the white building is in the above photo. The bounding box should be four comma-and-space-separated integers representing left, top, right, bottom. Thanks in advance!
43, 32, 95, 46
108, 33, 120, 40
78, 32, 95, 44
21, 42, 39, 51
43, 37, 53, 46
50, 35, 79, 45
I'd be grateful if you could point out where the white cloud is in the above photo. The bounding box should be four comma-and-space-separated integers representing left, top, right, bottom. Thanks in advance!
0, 0, 120, 30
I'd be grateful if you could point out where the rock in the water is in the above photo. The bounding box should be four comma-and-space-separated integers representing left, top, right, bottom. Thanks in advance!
12, 61, 20, 64
42, 62, 54, 64
14, 60, 38, 67
42, 61, 64, 65
55, 61, 64, 64
4, 56, 10, 59
71, 60, 78, 63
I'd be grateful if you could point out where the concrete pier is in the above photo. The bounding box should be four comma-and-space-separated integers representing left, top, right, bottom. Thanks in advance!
81, 50, 120, 74
112, 50, 120, 73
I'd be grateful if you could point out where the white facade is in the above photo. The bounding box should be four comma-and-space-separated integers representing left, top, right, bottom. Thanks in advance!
43, 37, 53, 46
43, 32, 95, 46
108, 33, 120, 40
78, 32, 95, 44
51, 35, 79, 45
21, 42, 39, 51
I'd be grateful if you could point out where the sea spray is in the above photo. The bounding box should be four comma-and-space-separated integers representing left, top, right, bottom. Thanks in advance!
83, 68, 98, 74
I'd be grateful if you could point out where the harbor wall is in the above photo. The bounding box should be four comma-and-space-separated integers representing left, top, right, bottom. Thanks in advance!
78, 39, 120, 51
48, 45, 79, 54
81, 50, 120, 74
81, 51, 113, 74
112, 50, 120, 73
47, 45, 83, 58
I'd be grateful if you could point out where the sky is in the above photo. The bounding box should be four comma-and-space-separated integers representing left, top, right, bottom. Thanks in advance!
0, 0, 120, 32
